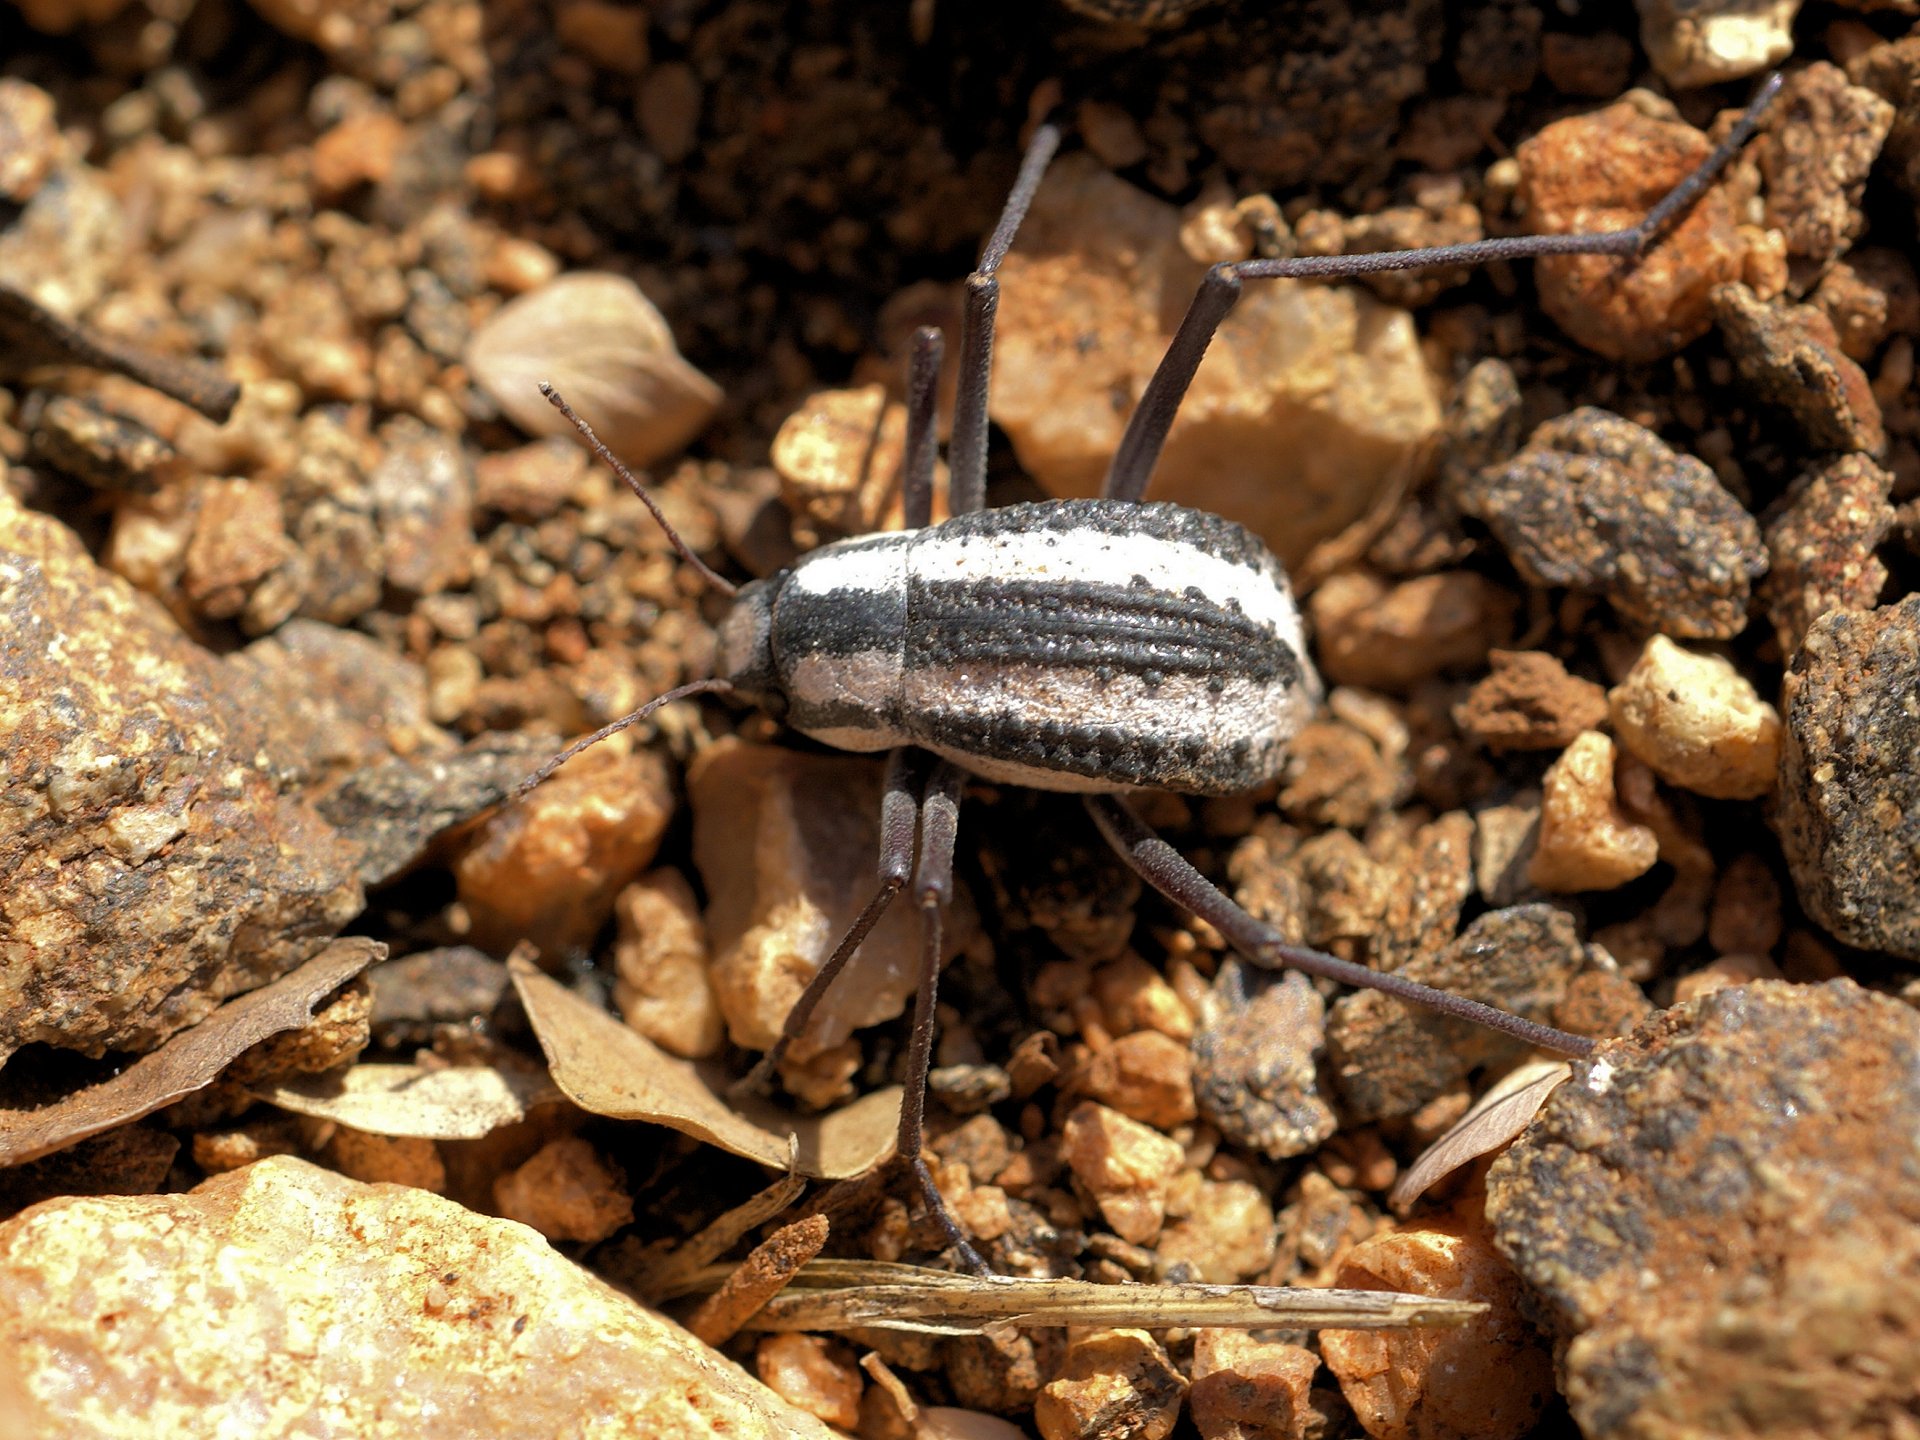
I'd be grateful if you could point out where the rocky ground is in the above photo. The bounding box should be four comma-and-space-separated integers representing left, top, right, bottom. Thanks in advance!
2, 2, 1919, 1438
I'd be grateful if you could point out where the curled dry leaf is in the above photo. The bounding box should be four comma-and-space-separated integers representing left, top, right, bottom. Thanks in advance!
0, 938, 382, 1168
466, 271, 722, 467
1389, 1058, 1572, 1214
255, 1056, 562, 1140
508, 957, 899, 1179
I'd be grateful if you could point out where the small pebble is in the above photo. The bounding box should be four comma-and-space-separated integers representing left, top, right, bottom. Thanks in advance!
1320, 1218, 1555, 1440
1528, 732, 1659, 893
1489, 980, 1920, 1440
1760, 453, 1894, 656
1774, 595, 1920, 961
1635, 0, 1799, 88
0, 78, 60, 203
1076, 1030, 1197, 1131
1452, 649, 1609, 752
1157, 1178, 1275, 1284
755, 1334, 863, 1432
1757, 61, 1893, 271
1712, 282, 1885, 456
771, 383, 929, 539
1308, 570, 1513, 692
453, 740, 673, 956
1192, 967, 1337, 1162
324, 1130, 446, 1193
1455, 408, 1765, 639
1187, 1330, 1320, 1440
1033, 1329, 1185, 1440
613, 868, 723, 1060
1061, 1101, 1183, 1246
1517, 101, 1746, 361
1608, 635, 1781, 800
491, 1136, 633, 1244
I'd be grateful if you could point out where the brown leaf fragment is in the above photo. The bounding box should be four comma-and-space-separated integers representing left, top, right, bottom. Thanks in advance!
1389, 1059, 1571, 1214
688, 1213, 832, 1348
508, 957, 899, 1178
0, 938, 381, 1168
256, 1056, 562, 1140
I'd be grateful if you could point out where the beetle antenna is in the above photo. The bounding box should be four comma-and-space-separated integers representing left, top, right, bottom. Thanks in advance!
540, 382, 740, 598
514, 678, 735, 800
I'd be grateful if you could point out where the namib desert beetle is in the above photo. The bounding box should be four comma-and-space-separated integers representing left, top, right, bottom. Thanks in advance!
526, 78, 1781, 1273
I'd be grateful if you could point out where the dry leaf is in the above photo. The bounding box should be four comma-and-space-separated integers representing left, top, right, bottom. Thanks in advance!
509, 957, 899, 1178
1389, 1058, 1572, 1214
466, 271, 722, 467
669, 1259, 1488, 1336
0, 938, 381, 1168
256, 1056, 562, 1140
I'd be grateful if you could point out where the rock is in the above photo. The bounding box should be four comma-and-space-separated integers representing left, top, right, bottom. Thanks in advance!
473, 437, 588, 520
0, 493, 364, 1069
323, 1130, 446, 1192
0, 160, 125, 317
1635, 0, 1799, 88
991, 154, 1441, 569
1516, 101, 1747, 361
1811, 248, 1920, 360
180, 477, 300, 627
772, 384, 939, 540
491, 1136, 633, 1244
1471, 791, 1543, 907
366, 946, 509, 1048
1187, 1330, 1320, 1440
0, 78, 60, 204
1849, 36, 1920, 211
689, 737, 976, 1057
1773, 596, 1920, 960
1541, 31, 1636, 99
754, 1335, 868, 1433
0, 1155, 833, 1438
466, 271, 721, 469
1307, 570, 1514, 692
1192, 967, 1337, 1162
1455, 408, 1766, 639
1712, 282, 1885, 456
1075, 1030, 1196, 1131
554, 0, 650, 74
1033, 1328, 1185, 1440
1528, 732, 1660, 894
1320, 1218, 1555, 1440
1488, 980, 1920, 1440
613, 868, 723, 1060
1061, 1100, 1184, 1246
369, 417, 475, 595
1326, 904, 1589, 1123
454, 738, 673, 957
1156, 1177, 1275, 1284
1452, 649, 1609, 752
1756, 62, 1893, 272
26, 394, 181, 494
1759, 454, 1894, 655
1608, 635, 1781, 799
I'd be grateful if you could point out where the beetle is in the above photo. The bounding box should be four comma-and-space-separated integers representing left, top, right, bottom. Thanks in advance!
528, 76, 1781, 1272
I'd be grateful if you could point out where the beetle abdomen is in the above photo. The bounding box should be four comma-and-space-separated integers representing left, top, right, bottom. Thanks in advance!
896, 500, 1318, 794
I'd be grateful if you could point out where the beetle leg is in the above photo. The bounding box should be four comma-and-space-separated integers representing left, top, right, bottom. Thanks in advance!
732, 747, 927, 1099
1099, 73, 1782, 506
1084, 793, 1598, 1059
897, 759, 989, 1273
901, 326, 944, 531
950, 123, 1061, 516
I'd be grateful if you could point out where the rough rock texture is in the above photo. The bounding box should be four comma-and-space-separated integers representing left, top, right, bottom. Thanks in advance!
1192, 967, 1337, 1161
0, 493, 364, 1068
1608, 635, 1781, 800
992, 153, 1441, 569
1528, 732, 1660, 893
1756, 61, 1893, 273
1453, 650, 1609, 752
1326, 904, 1589, 1123
0, 1156, 833, 1439
1061, 1100, 1183, 1246
1320, 1219, 1556, 1440
1711, 282, 1885, 456
1455, 408, 1766, 638
1034, 1328, 1185, 1440
1308, 570, 1514, 691
1488, 980, 1920, 1440
1759, 454, 1894, 655
1516, 102, 1747, 361
1773, 596, 1920, 961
